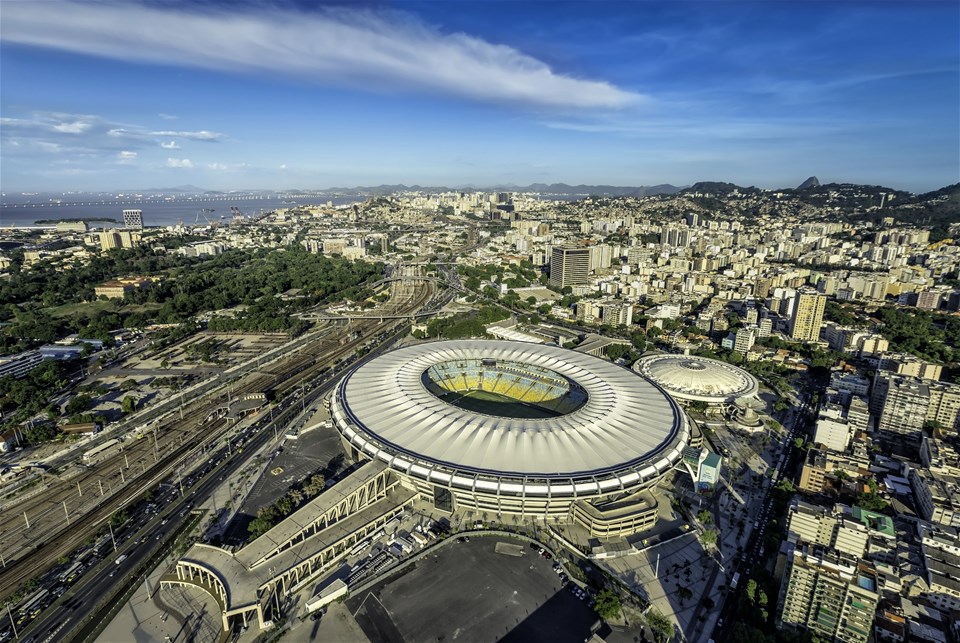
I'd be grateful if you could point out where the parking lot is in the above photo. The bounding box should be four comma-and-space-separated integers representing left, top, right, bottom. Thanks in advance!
220, 422, 346, 545
346, 537, 597, 643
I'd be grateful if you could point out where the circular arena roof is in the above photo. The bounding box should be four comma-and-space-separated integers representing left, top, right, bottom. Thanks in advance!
333, 340, 688, 481
632, 354, 759, 404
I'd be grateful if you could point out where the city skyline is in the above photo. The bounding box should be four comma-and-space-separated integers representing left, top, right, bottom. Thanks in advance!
1, 0, 958, 193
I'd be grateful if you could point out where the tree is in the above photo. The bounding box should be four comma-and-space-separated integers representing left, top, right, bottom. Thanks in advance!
593, 589, 621, 620
700, 528, 718, 547
645, 609, 675, 643
856, 492, 889, 512
604, 344, 630, 360
65, 393, 91, 415
121, 395, 137, 414
688, 400, 709, 413
109, 509, 129, 528
697, 510, 713, 525
120, 379, 138, 392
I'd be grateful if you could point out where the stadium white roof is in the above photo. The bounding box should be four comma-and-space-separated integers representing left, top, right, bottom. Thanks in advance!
633, 354, 759, 404
335, 340, 686, 478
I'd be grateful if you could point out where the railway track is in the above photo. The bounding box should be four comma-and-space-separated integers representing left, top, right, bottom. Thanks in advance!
0, 280, 437, 602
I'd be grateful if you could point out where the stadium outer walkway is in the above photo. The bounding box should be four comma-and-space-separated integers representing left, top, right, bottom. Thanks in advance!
160, 460, 416, 633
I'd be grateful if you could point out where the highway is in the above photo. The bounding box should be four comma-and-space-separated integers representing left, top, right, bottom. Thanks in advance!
0, 277, 441, 619
46, 319, 418, 643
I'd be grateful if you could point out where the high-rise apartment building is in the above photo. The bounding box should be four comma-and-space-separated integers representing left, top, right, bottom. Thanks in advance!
734, 326, 757, 354
871, 373, 929, 440
927, 382, 960, 432
789, 289, 827, 341
780, 548, 879, 643
122, 209, 144, 230
549, 247, 591, 289
878, 353, 942, 381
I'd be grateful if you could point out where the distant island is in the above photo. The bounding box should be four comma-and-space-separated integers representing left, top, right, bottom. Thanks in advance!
35, 217, 120, 224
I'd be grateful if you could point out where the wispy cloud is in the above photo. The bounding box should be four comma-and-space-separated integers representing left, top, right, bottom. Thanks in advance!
1, 112, 225, 159
117, 150, 137, 164
158, 113, 177, 120
165, 158, 194, 168
0, 1, 640, 110
152, 130, 225, 142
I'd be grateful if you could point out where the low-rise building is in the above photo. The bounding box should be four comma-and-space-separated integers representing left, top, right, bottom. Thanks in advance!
0, 351, 44, 379
94, 276, 156, 299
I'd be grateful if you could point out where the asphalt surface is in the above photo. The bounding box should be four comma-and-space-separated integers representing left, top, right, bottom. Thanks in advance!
348, 538, 597, 643
712, 397, 809, 643
220, 424, 347, 546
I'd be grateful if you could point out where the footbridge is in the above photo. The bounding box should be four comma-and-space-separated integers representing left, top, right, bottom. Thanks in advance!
161, 460, 416, 632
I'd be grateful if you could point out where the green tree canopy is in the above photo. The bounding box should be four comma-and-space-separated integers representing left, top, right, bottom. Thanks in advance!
593, 589, 621, 620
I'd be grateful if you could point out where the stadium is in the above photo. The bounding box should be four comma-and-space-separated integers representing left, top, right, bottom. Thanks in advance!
632, 353, 759, 408
331, 340, 694, 530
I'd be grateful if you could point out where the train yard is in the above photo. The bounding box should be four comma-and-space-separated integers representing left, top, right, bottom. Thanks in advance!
0, 274, 443, 619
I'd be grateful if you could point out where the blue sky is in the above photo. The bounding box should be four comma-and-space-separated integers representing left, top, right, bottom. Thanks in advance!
1, 1, 957, 193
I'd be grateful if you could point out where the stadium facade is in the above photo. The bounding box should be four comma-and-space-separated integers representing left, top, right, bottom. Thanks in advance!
332, 340, 696, 532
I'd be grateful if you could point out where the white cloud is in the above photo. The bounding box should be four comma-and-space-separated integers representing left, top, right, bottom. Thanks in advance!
1, 111, 225, 165
117, 150, 138, 164
158, 113, 177, 120
207, 163, 228, 170
152, 130, 224, 141
279, 164, 288, 170
52, 120, 93, 134
0, 2, 640, 110
165, 158, 194, 168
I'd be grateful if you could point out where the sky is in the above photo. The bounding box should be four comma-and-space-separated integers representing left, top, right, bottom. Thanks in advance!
1, 0, 958, 193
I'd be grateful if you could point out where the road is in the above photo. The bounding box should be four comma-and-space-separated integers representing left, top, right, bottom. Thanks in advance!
9, 302, 429, 642
711, 396, 809, 642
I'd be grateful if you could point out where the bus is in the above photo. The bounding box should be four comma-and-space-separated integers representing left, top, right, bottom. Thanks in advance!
83, 438, 123, 464
18, 588, 49, 617
59, 560, 84, 583
349, 539, 370, 558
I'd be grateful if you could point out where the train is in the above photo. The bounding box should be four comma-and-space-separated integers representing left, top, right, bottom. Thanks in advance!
82, 438, 123, 464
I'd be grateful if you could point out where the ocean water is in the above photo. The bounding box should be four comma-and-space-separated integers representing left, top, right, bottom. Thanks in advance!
0, 195, 366, 228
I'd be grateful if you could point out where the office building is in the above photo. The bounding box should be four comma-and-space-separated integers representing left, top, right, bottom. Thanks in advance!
99, 230, 141, 252
549, 246, 591, 289
122, 209, 144, 229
